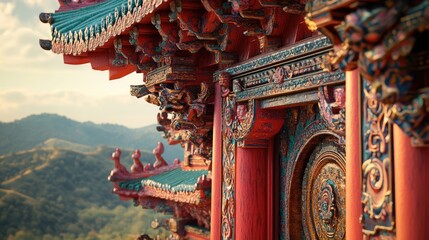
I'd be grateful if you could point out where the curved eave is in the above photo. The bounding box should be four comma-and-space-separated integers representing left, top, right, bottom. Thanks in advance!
115, 167, 211, 204
45, 0, 167, 55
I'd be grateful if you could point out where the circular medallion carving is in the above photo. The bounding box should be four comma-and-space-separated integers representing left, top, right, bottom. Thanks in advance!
302, 141, 346, 240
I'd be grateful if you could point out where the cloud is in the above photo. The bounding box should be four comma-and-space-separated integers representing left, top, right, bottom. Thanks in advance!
24, 0, 45, 6
0, 1, 57, 71
0, 2, 18, 32
0, 89, 159, 128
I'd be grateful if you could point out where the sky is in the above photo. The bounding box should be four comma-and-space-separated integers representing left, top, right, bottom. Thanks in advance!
0, 0, 159, 128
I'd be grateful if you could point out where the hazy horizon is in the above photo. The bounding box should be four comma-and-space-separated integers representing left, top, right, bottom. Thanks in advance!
0, 112, 159, 129
0, 1, 159, 128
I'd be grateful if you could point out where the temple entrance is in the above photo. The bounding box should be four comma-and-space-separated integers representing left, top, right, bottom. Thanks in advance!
301, 140, 346, 240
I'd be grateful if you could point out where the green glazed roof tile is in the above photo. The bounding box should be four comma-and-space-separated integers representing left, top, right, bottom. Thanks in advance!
117, 168, 208, 193
118, 179, 142, 191
47, 0, 165, 54
142, 168, 208, 193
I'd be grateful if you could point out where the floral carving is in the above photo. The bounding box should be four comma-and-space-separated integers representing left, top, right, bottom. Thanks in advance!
221, 95, 236, 240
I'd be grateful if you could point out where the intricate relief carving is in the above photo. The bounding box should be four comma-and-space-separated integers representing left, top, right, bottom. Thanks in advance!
236, 54, 325, 91
177, 202, 211, 229
302, 142, 346, 240
130, 85, 149, 98
318, 180, 337, 238
361, 83, 395, 235
221, 95, 236, 240
232, 100, 255, 142
112, 37, 128, 67
218, 71, 231, 97
146, 82, 214, 165
236, 70, 344, 101
318, 85, 346, 137
307, 0, 429, 145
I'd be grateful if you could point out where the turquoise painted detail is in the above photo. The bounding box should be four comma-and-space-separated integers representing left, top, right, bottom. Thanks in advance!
117, 168, 208, 193
52, 0, 132, 42
142, 168, 208, 193
118, 179, 142, 191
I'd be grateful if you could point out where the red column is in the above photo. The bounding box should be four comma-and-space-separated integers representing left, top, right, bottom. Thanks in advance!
236, 147, 268, 240
346, 70, 363, 240
210, 82, 222, 239
267, 140, 273, 240
394, 126, 429, 239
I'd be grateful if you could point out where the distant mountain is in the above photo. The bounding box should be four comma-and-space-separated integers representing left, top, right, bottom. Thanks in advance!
0, 143, 171, 239
0, 113, 183, 162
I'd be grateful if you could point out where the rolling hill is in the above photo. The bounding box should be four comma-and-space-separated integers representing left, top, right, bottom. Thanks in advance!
0, 114, 179, 239
0, 113, 183, 162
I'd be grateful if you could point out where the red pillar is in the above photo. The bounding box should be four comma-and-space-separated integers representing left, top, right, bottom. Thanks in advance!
210, 82, 222, 239
346, 70, 363, 240
394, 126, 429, 239
236, 147, 268, 240
267, 140, 273, 240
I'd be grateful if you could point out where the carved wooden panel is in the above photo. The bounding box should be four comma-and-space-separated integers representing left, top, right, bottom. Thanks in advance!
221, 95, 236, 240
360, 79, 395, 237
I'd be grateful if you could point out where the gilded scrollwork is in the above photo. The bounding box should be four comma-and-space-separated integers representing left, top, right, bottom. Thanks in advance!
361, 84, 395, 235
221, 95, 236, 240
302, 142, 346, 240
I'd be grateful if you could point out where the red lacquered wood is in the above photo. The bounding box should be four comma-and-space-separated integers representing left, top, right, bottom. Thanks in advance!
236, 147, 268, 240
63, 54, 89, 65
109, 65, 136, 80
210, 82, 222, 240
346, 70, 363, 240
394, 126, 429, 239
267, 139, 274, 240
89, 51, 109, 71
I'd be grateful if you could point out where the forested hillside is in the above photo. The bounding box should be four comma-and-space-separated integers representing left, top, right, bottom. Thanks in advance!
0, 115, 178, 240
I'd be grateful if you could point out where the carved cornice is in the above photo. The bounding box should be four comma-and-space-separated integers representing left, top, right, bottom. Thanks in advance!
235, 70, 345, 102
223, 36, 332, 76
146, 65, 196, 87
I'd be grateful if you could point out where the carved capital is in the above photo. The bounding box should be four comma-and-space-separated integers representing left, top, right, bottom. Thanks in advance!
226, 99, 285, 148
307, 0, 429, 145
217, 71, 232, 97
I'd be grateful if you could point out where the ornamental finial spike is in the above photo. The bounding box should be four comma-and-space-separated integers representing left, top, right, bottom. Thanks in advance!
153, 142, 168, 169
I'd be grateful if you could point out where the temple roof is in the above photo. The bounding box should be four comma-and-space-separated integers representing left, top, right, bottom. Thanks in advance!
109, 146, 211, 205
118, 168, 209, 193
47, 0, 165, 54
